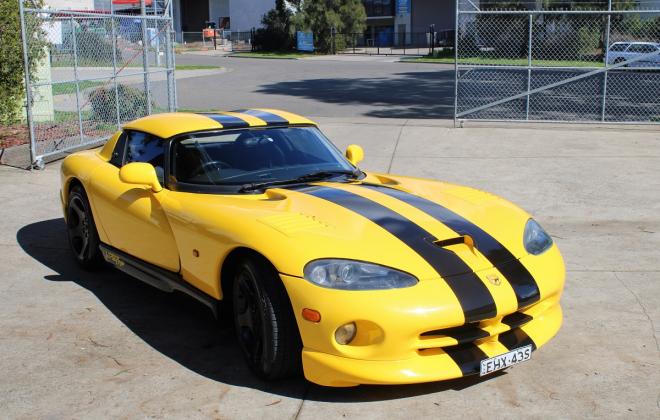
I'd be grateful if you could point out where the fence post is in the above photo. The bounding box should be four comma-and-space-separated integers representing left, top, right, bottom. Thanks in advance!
526, 13, 533, 120
70, 17, 85, 143
140, 0, 152, 115
331, 26, 335, 55
453, 5, 460, 127
163, 0, 177, 111
601, 0, 612, 122
18, 0, 38, 167
110, 2, 121, 128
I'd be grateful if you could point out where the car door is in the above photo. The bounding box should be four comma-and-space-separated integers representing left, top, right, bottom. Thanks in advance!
88, 130, 180, 272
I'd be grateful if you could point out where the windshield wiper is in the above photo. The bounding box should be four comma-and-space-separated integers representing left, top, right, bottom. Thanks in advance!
239, 169, 361, 193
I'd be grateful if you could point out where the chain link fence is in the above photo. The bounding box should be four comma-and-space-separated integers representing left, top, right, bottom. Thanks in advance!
455, 0, 660, 125
17, 0, 176, 168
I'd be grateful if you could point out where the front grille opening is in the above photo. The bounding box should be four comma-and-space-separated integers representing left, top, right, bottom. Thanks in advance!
420, 311, 533, 346
421, 323, 489, 345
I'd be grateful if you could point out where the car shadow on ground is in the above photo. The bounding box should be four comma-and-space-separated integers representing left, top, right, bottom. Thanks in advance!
17, 218, 504, 402
256, 71, 456, 119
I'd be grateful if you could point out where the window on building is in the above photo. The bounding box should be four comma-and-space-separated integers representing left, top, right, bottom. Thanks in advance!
363, 0, 394, 17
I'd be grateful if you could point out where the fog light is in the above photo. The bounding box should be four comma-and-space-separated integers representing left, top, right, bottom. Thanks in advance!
334, 322, 357, 345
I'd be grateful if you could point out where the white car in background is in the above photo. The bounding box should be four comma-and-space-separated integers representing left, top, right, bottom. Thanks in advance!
607, 42, 660, 67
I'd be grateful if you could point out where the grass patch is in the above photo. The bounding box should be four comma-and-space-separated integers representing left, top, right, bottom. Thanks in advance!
175, 64, 222, 70
402, 56, 605, 68
230, 51, 315, 59
54, 110, 92, 122
52, 81, 105, 96
176, 107, 219, 113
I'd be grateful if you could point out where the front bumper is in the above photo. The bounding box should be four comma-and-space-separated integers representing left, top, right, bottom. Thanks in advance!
280, 246, 565, 387
300, 303, 561, 387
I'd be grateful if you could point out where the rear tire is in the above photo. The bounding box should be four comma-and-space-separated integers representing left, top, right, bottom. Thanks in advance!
232, 256, 302, 380
66, 185, 103, 270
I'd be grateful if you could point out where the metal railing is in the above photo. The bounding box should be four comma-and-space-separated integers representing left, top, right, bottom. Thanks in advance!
336, 31, 455, 56
175, 30, 252, 52
454, 0, 660, 125
17, 0, 176, 168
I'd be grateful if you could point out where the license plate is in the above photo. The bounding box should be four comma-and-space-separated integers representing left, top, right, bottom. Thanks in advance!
479, 345, 532, 376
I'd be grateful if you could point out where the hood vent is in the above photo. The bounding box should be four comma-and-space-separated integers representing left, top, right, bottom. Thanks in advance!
434, 235, 475, 249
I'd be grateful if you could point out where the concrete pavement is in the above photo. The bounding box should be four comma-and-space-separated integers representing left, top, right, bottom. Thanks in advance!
1, 117, 659, 418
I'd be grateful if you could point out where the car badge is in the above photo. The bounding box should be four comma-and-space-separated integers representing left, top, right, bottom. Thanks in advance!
486, 274, 501, 286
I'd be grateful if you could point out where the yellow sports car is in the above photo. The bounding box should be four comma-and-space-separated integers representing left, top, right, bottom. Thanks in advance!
60, 109, 564, 387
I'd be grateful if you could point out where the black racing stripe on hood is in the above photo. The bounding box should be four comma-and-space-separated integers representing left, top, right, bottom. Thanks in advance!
498, 328, 537, 351
359, 184, 541, 309
443, 343, 489, 376
300, 185, 497, 323
197, 113, 250, 129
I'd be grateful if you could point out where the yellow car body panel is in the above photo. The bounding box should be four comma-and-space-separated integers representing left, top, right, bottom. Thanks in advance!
60, 110, 565, 387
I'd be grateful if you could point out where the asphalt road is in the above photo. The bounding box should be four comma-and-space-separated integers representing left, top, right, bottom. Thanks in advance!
171, 54, 659, 123
2, 117, 659, 418
173, 54, 456, 119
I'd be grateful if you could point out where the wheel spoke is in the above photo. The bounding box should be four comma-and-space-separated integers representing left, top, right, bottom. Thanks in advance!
236, 308, 253, 329
78, 235, 89, 257
67, 195, 92, 260
234, 269, 269, 365
70, 198, 85, 221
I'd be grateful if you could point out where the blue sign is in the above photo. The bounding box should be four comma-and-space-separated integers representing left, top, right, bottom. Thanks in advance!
396, 0, 410, 16
297, 31, 314, 52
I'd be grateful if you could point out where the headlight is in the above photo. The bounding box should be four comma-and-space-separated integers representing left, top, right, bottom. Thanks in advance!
523, 219, 553, 255
303, 259, 418, 290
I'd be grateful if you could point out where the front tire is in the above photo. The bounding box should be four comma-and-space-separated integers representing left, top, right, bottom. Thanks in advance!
232, 256, 302, 380
66, 185, 103, 270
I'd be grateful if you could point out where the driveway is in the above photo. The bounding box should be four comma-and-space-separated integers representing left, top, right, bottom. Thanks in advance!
173, 55, 455, 119
1, 118, 659, 418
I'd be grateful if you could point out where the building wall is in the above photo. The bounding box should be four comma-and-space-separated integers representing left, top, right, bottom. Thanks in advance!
45, 0, 94, 9
209, 0, 230, 26
411, 0, 455, 32
229, 0, 275, 31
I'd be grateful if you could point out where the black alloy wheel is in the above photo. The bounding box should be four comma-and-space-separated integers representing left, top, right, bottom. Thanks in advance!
66, 185, 103, 269
232, 256, 302, 380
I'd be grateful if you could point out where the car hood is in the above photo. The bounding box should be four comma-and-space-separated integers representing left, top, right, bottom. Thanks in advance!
171, 172, 533, 282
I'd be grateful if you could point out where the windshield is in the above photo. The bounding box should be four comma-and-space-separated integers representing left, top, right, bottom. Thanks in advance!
171, 126, 356, 187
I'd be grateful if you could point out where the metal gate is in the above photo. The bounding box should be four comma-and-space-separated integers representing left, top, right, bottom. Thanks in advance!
454, 0, 660, 125
18, 0, 176, 168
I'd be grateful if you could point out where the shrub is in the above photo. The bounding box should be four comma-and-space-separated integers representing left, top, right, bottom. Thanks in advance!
89, 85, 149, 123
0, 0, 48, 125
64, 28, 121, 65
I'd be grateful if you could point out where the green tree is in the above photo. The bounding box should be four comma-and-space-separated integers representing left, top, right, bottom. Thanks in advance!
254, 0, 295, 51
0, 0, 48, 125
294, 0, 366, 53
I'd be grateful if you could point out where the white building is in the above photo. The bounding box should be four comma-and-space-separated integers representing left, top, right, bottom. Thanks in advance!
173, 0, 275, 39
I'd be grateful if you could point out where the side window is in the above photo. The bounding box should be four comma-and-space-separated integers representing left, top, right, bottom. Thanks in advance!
109, 132, 127, 167
628, 44, 655, 54
125, 131, 166, 182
